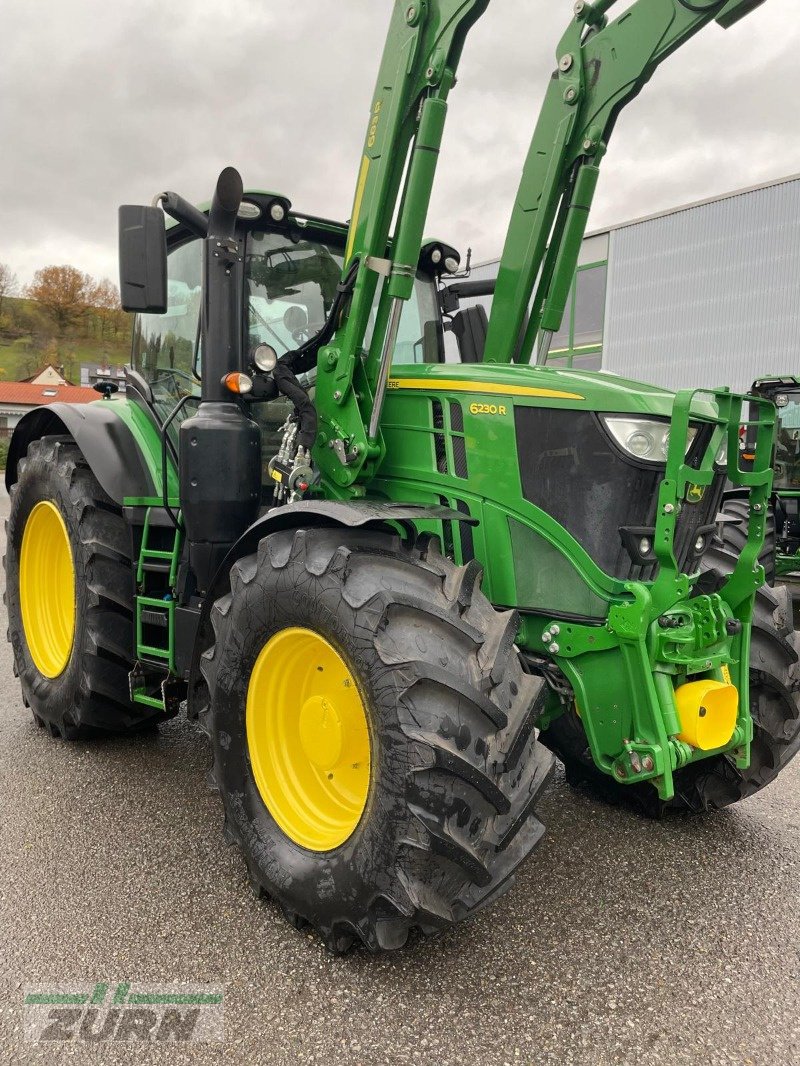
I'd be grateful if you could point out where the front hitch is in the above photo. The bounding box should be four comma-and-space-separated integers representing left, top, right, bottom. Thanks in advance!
534, 387, 776, 800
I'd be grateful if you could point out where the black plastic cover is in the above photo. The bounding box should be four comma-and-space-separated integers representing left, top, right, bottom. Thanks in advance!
5, 403, 155, 503
179, 402, 261, 546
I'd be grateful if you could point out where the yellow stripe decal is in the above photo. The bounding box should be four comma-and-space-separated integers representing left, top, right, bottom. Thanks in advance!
387, 378, 584, 401
345, 155, 370, 263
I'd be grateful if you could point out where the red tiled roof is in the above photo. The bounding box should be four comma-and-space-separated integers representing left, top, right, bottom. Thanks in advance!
0, 382, 97, 406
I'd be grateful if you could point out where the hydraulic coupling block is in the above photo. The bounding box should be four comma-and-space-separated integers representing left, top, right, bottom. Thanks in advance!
269, 418, 315, 505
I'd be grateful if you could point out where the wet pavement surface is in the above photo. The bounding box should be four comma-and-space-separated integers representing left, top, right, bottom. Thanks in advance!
1, 489, 799, 1065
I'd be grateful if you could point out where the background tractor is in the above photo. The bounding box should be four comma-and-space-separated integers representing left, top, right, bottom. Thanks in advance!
719, 376, 800, 588
6, 0, 800, 953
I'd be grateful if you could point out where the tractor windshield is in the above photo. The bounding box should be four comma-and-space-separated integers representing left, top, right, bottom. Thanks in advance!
246, 232, 344, 358
244, 228, 443, 478
131, 229, 443, 403
245, 229, 443, 365
774, 390, 800, 489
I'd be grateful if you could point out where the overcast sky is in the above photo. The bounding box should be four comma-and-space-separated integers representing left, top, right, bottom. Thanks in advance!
1, 0, 798, 287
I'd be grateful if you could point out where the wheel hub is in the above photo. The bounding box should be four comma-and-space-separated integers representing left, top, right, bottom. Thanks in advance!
299, 695, 343, 770
246, 627, 371, 851
19, 500, 76, 679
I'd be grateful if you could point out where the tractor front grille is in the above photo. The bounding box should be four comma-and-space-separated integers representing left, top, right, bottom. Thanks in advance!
514, 406, 722, 582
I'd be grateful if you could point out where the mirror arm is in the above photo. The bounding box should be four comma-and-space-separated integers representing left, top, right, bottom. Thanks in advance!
153, 191, 209, 238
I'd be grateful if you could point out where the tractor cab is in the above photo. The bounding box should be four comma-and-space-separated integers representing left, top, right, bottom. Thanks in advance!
127, 191, 451, 491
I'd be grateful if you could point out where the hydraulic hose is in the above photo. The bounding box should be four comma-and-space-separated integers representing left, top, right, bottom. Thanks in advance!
251, 257, 360, 451
283, 258, 360, 375
271, 363, 318, 451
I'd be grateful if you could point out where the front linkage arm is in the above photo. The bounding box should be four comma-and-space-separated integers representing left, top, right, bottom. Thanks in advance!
483, 0, 766, 367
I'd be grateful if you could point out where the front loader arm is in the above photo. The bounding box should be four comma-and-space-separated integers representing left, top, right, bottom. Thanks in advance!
483, 0, 765, 367
314, 0, 489, 493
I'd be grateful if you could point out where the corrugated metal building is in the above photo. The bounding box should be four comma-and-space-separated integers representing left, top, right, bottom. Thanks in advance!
468, 174, 800, 392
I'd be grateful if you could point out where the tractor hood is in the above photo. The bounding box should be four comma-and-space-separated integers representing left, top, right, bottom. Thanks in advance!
387, 362, 721, 420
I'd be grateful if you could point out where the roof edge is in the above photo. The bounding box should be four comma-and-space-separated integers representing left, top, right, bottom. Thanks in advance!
586, 171, 800, 238
473, 172, 800, 269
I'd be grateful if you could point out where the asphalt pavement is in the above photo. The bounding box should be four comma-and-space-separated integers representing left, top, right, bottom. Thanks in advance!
1, 487, 799, 1065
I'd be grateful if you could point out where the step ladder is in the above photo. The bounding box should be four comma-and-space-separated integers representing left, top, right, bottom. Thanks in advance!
131, 507, 183, 711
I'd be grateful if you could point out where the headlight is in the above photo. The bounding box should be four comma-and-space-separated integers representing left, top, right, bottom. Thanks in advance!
253, 343, 278, 373
603, 416, 698, 464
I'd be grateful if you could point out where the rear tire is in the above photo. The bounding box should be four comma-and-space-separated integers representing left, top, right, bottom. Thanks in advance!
197, 527, 554, 952
540, 544, 800, 815
4, 435, 165, 739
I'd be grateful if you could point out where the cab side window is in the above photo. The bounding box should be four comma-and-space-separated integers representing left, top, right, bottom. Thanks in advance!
132, 238, 202, 424
245, 231, 344, 477
362, 275, 443, 365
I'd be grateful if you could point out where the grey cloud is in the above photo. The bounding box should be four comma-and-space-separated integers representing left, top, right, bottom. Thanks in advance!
1, 0, 797, 284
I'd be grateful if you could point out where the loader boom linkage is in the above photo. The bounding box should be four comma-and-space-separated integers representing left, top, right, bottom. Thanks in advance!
314, 0, 489, 491
314, 0, 765, 490
485, 0, 765, 367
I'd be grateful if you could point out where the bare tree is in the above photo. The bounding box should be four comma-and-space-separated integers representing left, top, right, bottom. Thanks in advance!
0, 262, 18, 319
88, 278, 124, 341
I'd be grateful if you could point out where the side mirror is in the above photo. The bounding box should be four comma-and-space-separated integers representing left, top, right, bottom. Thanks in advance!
449, 305, 488, 364
118, 205, 167, 313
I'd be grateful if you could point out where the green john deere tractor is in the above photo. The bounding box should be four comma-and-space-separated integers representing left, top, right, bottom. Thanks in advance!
6, 0, 799, 953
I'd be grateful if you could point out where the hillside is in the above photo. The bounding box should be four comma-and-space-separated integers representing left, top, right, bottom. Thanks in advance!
0, 291, 132, 385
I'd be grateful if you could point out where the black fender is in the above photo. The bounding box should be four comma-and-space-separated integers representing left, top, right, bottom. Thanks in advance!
5, 403, 156, 504
185, 499, 477, 715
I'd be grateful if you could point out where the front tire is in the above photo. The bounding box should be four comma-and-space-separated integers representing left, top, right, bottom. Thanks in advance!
4, 435, 165, 739
197, 527, 553, 952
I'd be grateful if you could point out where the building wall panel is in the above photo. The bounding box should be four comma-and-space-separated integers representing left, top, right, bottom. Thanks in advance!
603, 178, 800, 393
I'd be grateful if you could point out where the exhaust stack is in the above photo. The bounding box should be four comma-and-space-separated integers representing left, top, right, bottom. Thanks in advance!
179, 167, 261, 594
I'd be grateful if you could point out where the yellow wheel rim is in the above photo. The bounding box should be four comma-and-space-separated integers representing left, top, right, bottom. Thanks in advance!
246, 627, 372, 852
19, 500, 76, 679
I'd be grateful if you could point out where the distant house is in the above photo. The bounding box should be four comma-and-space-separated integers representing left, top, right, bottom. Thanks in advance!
80, 361, 127, 393
0, 382, 97, 436
20, 364, 72, 387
